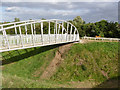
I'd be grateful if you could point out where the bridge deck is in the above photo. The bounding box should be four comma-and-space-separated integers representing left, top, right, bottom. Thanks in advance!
0, 34, 79, 52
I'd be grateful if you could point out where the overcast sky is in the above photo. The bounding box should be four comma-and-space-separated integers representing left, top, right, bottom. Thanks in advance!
0, 0, 119, 23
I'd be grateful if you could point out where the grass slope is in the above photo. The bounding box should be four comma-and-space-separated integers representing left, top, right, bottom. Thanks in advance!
1, 42, 119, 88
51, 42, 118, 83
2, 45, 58, 80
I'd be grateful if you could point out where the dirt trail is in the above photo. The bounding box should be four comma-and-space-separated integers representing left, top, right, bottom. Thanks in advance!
40, 43, 72, 79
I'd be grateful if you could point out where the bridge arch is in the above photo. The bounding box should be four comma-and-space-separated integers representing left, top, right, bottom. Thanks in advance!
0, 19, 79, 52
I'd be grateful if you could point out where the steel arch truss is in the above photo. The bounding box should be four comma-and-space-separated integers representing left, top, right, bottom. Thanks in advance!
0, 19, 79, 52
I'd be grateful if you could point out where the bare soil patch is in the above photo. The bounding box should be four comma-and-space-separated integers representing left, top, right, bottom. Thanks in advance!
40, 43, 72, 79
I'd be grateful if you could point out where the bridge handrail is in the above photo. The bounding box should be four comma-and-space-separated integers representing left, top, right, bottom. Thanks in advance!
0, 19, 77, 33
0, 20, 35, 26
82, 36, 120, 41
0, 20, 79, 38
0, 21, 68, 35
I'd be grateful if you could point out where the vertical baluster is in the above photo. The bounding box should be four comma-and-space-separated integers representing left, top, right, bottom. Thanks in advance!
14, 23, 17, 35
2, 29, 5, 48
55, 20, 57, 43
31, 23, 35, 46
41, 22, 44, 44
61, 22, 64, 42
0, 35, 1, 50
25, 23, 29, 44
19, 26, 24, 47
14, 23, 17, 45
58, 24, 60, 42
76, 30, 79, 41
33, 23, 36, 43
73, 28, 76, 41
48, 21, 51, 43
70, 25, 72, 41
13, 23, 16, 45
0, 26, 2, 49
2, 30, 6, 48
34, 23, 36, 35
3, 28, 10, 49
58, 24, 60, 34
54, 22, 56, 43
66, 22, 69, 41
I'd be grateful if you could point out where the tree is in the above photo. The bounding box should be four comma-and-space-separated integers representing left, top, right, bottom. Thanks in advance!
73, 16, 84, 26
41, 18, 46, 20
14, 18, 20, 22
29, 19, 32, 20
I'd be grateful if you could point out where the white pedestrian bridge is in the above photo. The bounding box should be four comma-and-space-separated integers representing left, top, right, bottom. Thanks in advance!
0, 19, 79, 52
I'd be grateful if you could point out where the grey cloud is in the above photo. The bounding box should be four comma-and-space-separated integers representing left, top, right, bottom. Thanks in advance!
2, 2, 117, 11
1, 2, 118, 23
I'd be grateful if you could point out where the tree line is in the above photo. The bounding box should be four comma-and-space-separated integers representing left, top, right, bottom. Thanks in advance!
69, 16, 120, 38
1, 17, 120, 38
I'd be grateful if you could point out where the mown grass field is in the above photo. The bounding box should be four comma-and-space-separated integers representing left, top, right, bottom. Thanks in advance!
1, 42, 119, 88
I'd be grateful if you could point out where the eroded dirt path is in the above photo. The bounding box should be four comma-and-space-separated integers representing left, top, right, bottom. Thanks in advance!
40, 43, 72, 79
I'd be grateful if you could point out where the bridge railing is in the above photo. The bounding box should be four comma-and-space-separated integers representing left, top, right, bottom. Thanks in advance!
81, 36, 120, 41
0, 19, 79, 52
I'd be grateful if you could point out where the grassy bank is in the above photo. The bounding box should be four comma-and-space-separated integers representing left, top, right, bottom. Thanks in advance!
51, 42, 118, 82
1, 42, 119, 88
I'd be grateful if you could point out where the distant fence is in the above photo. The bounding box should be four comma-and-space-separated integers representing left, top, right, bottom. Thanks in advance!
81, 36, 120, 41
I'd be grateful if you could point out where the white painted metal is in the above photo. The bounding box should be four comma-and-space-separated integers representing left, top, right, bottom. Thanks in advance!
58, 24, 60, 34
19, 26, 24, 47
31, 23, 35, 46
70, 25, 72, 41
41, 22, 44, 44
34, 23, 36, 35
61, 22, 64, 42
25, 23, 28, 44
0, 19, 79, 52
55, 21, 57, 43
48, 21, 51, 43
66, 22, 69, 41
14, 23, 17, 35
3, 28, 10, 49
82, 36, 120, 41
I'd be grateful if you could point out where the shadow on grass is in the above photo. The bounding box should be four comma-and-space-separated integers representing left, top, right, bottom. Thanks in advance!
1, 42, 74, 65
92, 76, 120, 89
